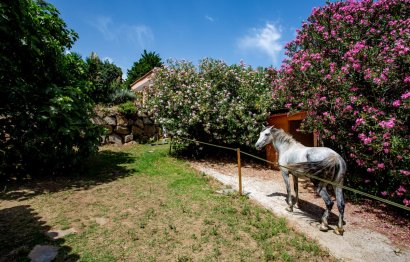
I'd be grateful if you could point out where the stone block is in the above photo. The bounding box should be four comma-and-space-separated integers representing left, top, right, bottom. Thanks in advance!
144, 125, 156, 137
104, 125, 113, 135
103, 116, 116, 126
108, 134, 123, 145
143, 117, 153, 125
135, 119, 144, 128
91, 117, 104, 125
124, 134, 133, 143
132, 125, 144, 135
116, 115, 128, 126
114, 126, 130, 135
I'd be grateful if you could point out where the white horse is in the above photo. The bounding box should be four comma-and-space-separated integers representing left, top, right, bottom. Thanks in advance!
255, 126, 346, 235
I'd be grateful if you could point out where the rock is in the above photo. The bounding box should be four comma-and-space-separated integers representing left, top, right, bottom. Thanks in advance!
144, 125, 156, 137
108, 134, 123, 145
46, 228, 77, 240
138, 112, 147, 117
114, 126, 130, 135
135, 119, 144, 128
132, 126, 144, 136
91, 117, 104, 125
94, 109, 105, 118
103, 116, 116, 126
116, 115, 128, 126
28, 245, 59, 262
100, 135, 108, 144
102, 125, 112, 135
143, 117, 152, 125
124, 134, 133, 143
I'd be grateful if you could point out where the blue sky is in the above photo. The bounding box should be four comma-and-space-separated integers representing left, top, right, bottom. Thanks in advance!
49, 0, 327, 76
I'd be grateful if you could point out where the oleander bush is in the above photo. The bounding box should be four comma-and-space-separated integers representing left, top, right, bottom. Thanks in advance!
145, 59, 275, 149
273, 0, 409, 205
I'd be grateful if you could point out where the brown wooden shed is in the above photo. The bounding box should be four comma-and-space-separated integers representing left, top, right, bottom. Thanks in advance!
266, 111, 318, 169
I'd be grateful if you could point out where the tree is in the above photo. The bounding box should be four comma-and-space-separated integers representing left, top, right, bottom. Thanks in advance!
273, 0, 409, 205
124, 50, 162, 88
86, 52, 123, 104
0, 0, 102, 178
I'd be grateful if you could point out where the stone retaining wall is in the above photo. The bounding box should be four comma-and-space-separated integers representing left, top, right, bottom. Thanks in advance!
92, 107, 160, 145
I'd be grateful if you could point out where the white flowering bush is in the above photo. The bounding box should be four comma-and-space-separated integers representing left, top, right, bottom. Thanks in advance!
145, 58, 275, 147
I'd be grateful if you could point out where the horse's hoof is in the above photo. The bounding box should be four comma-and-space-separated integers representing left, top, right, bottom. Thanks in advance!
286, 206, 293, 212
334, 227, 344, 235
319, 224, 328, 232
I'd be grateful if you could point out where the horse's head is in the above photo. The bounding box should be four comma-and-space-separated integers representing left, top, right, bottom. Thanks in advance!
255, 126, 274, 150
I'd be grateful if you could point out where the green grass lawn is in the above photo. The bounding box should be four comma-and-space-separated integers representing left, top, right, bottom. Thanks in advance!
0, 144, 333, 261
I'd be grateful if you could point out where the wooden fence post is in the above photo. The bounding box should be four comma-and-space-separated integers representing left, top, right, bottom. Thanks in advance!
237, 148, 242, 195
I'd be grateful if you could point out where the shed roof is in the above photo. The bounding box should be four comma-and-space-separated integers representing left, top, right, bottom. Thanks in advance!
129, 69, 155, 92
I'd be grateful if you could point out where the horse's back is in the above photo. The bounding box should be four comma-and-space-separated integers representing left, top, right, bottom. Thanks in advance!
305, 147, 341, 162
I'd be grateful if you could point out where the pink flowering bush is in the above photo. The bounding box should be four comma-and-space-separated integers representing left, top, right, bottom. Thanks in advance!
145, 58, 275, 147
273, 0, 409, 206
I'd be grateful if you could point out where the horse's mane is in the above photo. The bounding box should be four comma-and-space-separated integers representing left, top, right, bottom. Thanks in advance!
271, 128, 299, 146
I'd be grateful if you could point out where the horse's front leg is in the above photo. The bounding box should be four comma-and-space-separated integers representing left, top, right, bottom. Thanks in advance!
281, 170, 293, 212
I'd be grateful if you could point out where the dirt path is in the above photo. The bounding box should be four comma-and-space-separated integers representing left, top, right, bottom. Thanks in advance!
190, 159, 410, 262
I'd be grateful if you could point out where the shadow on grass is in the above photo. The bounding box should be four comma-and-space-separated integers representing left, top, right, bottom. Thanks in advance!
0, 205, 80, 261
0, 150, 136, 201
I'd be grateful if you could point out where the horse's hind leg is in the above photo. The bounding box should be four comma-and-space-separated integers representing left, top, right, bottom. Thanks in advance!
281, 170, 293, 212
293, 175, 299, 209
317, 184, 334, 231
334, 187, 345, 235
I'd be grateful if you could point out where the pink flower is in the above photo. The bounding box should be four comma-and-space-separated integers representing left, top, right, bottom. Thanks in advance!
397, 185, 407, 193
383, 133, 391, 139
399, 170, 410, 176
404, 199, 410, 206
355, 118, 365, 126
392, 100, 401, 107
367, 168, 375, 173
401, 91, 410, 99
344, 105, 353, 111
377, 163, 385, 169
379, 118, 395, 129
384, 148, 390, 153
381, 191, 387, 196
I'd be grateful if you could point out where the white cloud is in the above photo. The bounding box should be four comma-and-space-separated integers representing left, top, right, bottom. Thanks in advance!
205, 15, 214, 22
238, 22, 282, 64
90, 16, 153, 48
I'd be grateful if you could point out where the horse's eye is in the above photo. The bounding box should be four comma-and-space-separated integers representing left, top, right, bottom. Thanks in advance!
265, 133, 269, 136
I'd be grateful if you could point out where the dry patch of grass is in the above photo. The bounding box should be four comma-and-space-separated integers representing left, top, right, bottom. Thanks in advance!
0, 144, 333, 261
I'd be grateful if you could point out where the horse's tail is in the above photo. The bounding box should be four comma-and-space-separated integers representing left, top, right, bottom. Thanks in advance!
283, 154, 346, 185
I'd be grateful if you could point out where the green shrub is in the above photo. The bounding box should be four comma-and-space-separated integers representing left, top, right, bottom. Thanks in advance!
118, 101, 138, 117
145, 58, 275, 148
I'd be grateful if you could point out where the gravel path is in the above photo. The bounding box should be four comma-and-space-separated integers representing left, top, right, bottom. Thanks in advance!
191, 163, 410, 262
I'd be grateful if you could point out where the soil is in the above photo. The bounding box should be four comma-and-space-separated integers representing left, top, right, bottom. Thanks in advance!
189, 157, 410, 262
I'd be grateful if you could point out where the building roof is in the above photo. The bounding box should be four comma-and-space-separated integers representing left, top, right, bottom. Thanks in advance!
129, 69, 155, 92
